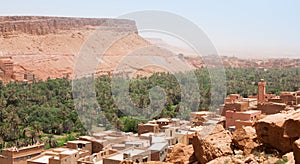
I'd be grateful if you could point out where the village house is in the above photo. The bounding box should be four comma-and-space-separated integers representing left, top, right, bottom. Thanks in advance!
102, 147, 151, 164
0, 144, 44, 164
0, 57, 13, 82
148, 142, 168, 161
225, 110, 262, 129
27, 147, 90, 164
79, 136, 106, 154
220, 94, 250, 116
138, 123, 160, 135
77, 145, 116, 164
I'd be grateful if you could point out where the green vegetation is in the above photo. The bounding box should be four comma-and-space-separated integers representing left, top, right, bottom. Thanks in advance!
0, 67, 299, 150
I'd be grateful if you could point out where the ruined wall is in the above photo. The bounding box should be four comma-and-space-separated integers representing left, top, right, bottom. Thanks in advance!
222, 102, 249, 116
258, 102, 286, 115
138, 124, 159, 135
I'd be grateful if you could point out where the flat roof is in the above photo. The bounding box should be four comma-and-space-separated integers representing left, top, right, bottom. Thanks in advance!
94, 139, 106, 144
143, 123, 158, 126
112, 144, 125, 147
3, 144, 44, 152
80, 136, 96, 140
177, 130, 194, 135
157, 118, 170, 122
242, 110, 261, 114
67, 140, 91, 144
104, 136, 123, 140
108, 148, 146, 161
151, 136, 166, 143
140, 132, 154, 137
189, 126, 204, 131
148, 142, 168, 151
190, 111, 212, 115
52, 147, 70, 152
125, 140, 148, 144
30, 155, 53, 164
60, 149, 78, 155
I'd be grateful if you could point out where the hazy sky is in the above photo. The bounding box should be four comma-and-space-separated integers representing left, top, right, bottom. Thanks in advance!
0, 0, 299, 58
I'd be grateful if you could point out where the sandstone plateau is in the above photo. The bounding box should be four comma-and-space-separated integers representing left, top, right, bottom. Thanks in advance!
0, 16, 193, 81
0, 16, 299, 82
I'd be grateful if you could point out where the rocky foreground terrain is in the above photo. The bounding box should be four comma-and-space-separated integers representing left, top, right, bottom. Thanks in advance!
159, 110, 300, 164
121, 111, 300, 164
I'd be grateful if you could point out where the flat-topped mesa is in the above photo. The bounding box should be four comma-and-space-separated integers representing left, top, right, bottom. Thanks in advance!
0, 16, 138, 36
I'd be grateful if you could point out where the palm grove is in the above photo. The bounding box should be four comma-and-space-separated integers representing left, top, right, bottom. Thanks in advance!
0, 67, 299, 150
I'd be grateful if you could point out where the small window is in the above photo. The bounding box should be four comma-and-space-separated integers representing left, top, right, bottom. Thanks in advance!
143, 157, 148, 162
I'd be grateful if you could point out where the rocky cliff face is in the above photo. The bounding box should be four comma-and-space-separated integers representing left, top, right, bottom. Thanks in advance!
0, 16, 150, 81
0, 16, 137, 36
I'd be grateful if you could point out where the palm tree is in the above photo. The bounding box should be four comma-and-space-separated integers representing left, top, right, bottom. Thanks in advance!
44, 134, 58, 148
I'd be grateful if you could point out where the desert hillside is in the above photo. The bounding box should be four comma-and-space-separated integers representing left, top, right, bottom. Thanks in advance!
0, 16, 197, 81
0, 16, 190, 82
0, 16, 298, 83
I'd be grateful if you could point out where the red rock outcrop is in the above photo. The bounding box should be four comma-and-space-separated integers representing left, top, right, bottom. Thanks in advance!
191, 124, 232, 164
165, 143, 197, 164
255, 112, 294, 154
283, 111, 300, 138
232, 126, 259, 155
255, 110, 300, 162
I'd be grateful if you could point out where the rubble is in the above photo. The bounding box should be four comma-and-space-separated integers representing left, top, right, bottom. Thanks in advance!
192, 124, 232, 163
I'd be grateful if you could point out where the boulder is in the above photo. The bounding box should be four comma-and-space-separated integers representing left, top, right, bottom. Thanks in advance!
165, 143, 197, 164
192, 124, 232, 163
232, 126, 259, 154
293, 138, 300, 164
254, 112, 294, 154
283, 111, 300, 138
